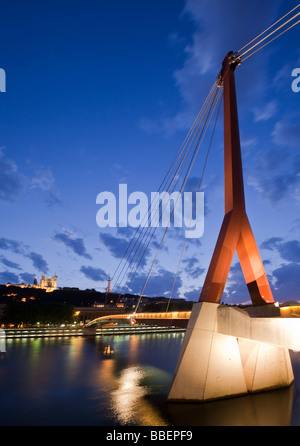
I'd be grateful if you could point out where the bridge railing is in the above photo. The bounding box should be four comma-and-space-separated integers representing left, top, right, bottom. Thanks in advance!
133, 311, 191, 320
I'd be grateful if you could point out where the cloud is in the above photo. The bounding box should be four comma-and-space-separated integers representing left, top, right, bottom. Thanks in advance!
247, 145, 300, 204
99, 230, 151, 267
53, 229, 92, 260
183, 287, 202, 301
26, 252, 49, 273
80, 266, 107, 282
0, 147, 23, 202
188, 266, 206, 280
182, 256, 205, 279
258, 237, 300, 300
182, 256, 199, 269
0, 236, 49, 276
272, 262, 300, 301
0, 237, 25, 255
272, 119, 300, 148
276, 240, 300, 264
151, 0, 280, 135
0, 271, 36, 286
248, 172, 296, 203
253, 100, 277, 122
29, 166, 63, 208
0, 257, 21, 270
124, 267, 183, 298
44, 191, 64, 208
223, 262, 251, 304
99, 232, 130, 259
261, 148, 290, 171
0, 236, 49, 275
261, 237, 300, 264
30, 167, 55, 191
19, 272, 36, 284
0, 271, 20, 284
261, 237, 283, 251
0, 149, 63, 207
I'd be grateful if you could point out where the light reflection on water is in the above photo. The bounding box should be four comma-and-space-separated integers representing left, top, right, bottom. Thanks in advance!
0, 333, 300, 426
110, 366, 168, 426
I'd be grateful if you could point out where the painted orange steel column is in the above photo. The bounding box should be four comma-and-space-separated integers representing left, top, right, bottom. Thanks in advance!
199, 52, 274, 306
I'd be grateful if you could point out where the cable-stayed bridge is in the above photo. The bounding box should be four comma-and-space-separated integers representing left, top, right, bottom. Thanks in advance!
88, 5, 300, 402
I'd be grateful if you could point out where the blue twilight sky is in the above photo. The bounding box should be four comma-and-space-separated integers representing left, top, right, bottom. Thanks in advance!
0, 0, 300, 304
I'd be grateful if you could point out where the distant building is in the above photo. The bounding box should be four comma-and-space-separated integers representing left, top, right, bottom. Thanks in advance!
33, 274, 58, 292
6, 283, 30, 288
6, 274, 58, 292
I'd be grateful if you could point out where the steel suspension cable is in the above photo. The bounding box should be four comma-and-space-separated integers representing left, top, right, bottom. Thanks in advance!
112, 83, 218, 294
117, 85, 220, 297
237, 7, 300, 65
110, 82, 218, 291
238, 3, 300, 53
239, 9, 300, 58
241, 18, 300, 62
110, 84, 216, 286
165, 90, 223, 312
116, 85, 218, 295
134, 87, 220, 314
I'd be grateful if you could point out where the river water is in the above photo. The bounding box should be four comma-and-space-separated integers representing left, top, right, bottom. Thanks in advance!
1, 332, 300, 426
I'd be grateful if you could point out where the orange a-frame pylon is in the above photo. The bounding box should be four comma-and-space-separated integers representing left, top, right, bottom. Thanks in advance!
199, 52, 274, 306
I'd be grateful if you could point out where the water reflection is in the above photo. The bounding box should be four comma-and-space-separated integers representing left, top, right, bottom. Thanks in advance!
1, 335, 300, 426
94, 337, 170, 426
110, 366, 167, 426
167, 385, 295, 426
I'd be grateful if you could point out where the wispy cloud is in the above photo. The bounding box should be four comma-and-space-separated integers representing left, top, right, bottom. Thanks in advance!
0, 257, 21, 270
0, 147, 24, 202
182, 256, 205, 279
99, 232, 130, 259
139, 0, 281, 136
124, 267, 182, 298
253, 100, 278, 122
272, 119, 300, 148
0, 236, 48, 274
272, 262, 300, 301
80, 266, 107, 282
53, 229, 92, 260
19, 272, 36, 284
261, 237, 300, 264
0, 147, 63, 207
26, 252, 49, 273
99, 229, 152, 268
30, 167, 55, 191
0, 271, 37, 286
29, 166, 63, 208
0, 271, 20, 284
0, 237, 26, 255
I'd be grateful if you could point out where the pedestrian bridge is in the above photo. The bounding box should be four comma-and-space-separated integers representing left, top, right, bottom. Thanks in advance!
83, 304, 300, 333
83, 310, 191, 333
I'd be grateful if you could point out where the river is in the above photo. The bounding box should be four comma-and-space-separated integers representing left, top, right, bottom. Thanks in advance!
1, 332, 300, 426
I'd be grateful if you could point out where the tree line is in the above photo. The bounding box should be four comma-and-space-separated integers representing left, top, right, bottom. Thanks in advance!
0, 301, 75, 326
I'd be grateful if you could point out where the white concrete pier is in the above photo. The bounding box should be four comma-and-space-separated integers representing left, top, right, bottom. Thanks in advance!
168, 302, 299, 402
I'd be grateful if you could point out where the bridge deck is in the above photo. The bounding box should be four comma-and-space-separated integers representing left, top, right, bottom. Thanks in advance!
84, 311, 192, 328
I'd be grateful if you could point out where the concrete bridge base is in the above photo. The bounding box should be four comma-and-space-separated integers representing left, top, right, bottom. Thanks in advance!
168, 302, 295, 402
82, 326, 97, 336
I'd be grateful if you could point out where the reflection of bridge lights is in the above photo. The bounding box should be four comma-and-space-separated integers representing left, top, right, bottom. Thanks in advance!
111, 367, 147, 424
110, 366, 167, 426
103, 344, 115, 357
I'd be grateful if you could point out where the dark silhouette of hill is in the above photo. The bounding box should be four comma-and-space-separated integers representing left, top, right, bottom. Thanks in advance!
0, 284, 193, 311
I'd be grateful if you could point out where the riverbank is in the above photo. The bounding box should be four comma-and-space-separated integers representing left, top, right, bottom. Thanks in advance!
4, 325, 186, 338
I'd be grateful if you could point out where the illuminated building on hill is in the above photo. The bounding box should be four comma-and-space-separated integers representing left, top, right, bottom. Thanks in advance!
33, 274, 58, 292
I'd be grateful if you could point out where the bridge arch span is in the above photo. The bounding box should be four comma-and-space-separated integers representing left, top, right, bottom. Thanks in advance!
84, 314, 134, 328
83, 311, 191, 330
